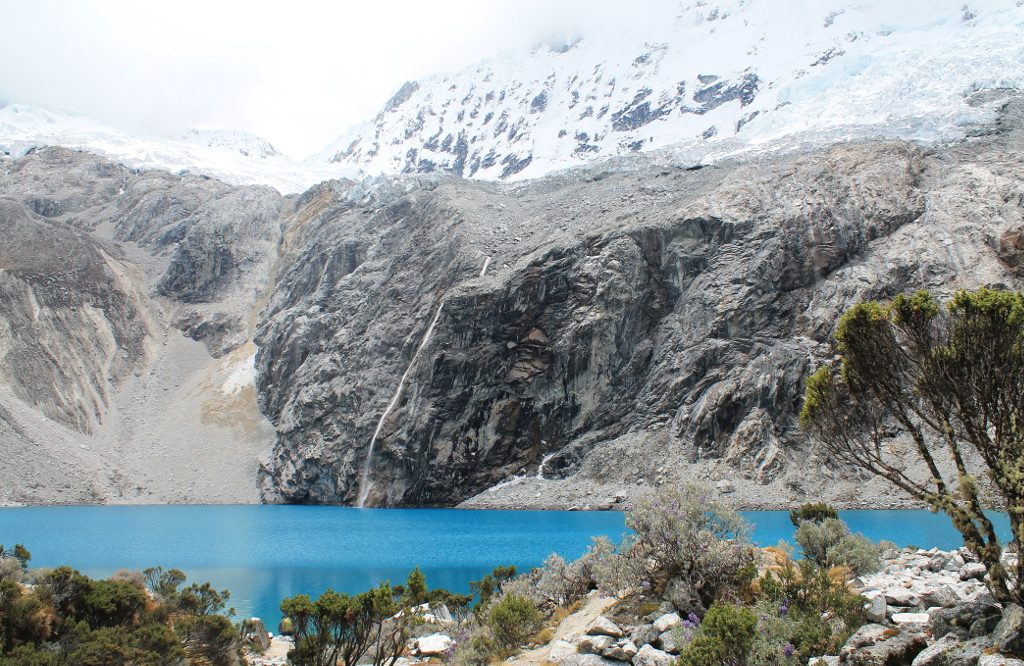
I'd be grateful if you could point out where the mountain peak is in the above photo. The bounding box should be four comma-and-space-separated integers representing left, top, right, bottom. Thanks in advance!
319, 0, 1024, 181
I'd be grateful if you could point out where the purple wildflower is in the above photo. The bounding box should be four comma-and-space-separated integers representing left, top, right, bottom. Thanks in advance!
783, 643, 795, 658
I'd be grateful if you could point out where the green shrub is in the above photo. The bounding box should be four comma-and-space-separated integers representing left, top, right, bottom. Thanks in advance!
1, 554, 236, 666
449, 631, 498, 666
677, 603, 757, 666
795, 518, 881, 575
756, 555, 866, 662
788, 503, 839, 528
486, 594, 543, 649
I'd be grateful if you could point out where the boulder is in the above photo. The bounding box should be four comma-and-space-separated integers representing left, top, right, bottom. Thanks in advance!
630, 623, 660, 648
578, 635, 615, 655
993, 604, 1024, 656
653, 613, 682, 633
560, 655, 623, 666
588, 616, 626, 638
664, 580, 702, 614
846, 630, 928, 666
960, 563, 988, 581
840, 624, 891, 658
549, 640, 578, 662
911, 633, 960, 666
942, 637, 991, 666
716, 479, 735, 494
892, 613, 931, 626
930, 599, 1003, 639
657, 630, 682, 654
602, 640, 639, 662
865, 596, 888, 624
413, 633, 453, 656
807, 658, 839, 666
979, 655, 1024, 666
633, 644, 675, 666
921, 585, 959, 609
885, 589, 921, 608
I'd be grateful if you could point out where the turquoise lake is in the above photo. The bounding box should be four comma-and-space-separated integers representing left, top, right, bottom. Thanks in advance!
0, 506, 1010, 629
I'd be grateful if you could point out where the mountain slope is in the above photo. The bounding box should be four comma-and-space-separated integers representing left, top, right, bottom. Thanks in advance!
260, 93, 1024, 508
1, 92, 1022, 507
321, 0, 1024, 180
0, 148, 279, 504
0, 105, 355, 194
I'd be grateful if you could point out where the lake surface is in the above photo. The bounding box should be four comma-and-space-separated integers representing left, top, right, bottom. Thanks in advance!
0, 505, 1009, 628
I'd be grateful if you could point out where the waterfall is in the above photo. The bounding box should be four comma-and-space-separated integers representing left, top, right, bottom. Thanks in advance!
355, 301, 445, 508
536, 452, 556, 480
479, 256, 492, 277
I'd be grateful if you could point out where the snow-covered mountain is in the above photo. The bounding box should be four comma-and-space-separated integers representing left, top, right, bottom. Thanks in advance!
321, 0, 1024, 180
0, 105, 355, 194
2, 0, 1022, 190
181, 128, 281, 158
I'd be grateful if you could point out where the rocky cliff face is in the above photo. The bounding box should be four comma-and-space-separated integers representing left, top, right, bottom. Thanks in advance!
2, 93, 1022, 508
258, 93, 1024, 507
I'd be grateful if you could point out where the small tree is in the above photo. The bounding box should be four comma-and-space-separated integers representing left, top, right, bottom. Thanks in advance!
281, 577, 425, 666
801, 289, 1024, 603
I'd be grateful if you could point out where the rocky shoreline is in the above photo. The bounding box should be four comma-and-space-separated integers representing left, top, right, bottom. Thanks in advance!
258, 546, 1022, 666
456, 471, 933, 512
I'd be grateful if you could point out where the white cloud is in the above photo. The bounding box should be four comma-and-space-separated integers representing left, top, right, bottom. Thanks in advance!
0, 0, 681, 158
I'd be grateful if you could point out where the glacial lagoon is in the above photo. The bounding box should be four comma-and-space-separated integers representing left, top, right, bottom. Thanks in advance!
0, 505, 1010, 628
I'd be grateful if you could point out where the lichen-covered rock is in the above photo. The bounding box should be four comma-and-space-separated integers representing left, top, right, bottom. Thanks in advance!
602, 640, 639, 662
633, 644, 674, 666
992, 604, 1024, 656
587, 616, 626, 638
930, 599, 1004, 640
979, 654, 1024, 666
560, 654, 623, 666
865, 596, 888, 623
652, 613, 681, 634
910, 633, 960, 666
845, 630, 928, 666
578, 635, 615, 655
960, 564, 988, 581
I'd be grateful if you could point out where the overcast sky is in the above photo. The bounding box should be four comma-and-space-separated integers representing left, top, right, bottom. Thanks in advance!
0, 0, 679, 158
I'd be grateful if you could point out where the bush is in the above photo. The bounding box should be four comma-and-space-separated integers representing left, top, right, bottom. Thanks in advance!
756, 552, 866, 663
795, 518, 881, 575
1, 555, 236, 666
592, 485, 755, 609
789, 503, 839, 528
676, 603, 757, 666
486, 594, 543, 649
0, 546, 30, 584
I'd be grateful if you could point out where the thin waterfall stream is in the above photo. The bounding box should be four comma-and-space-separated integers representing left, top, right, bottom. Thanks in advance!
355, 257, 492, 507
